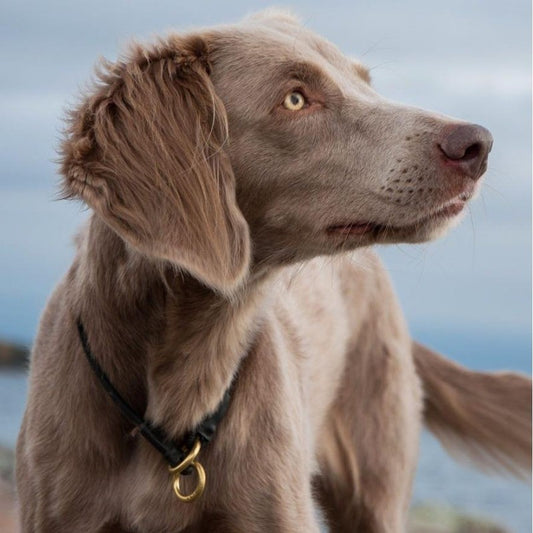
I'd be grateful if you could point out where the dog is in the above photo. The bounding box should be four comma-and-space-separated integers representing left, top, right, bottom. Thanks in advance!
16, 10, 531, 533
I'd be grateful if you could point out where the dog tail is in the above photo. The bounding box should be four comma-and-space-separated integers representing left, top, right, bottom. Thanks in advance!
413, 341, 531, 478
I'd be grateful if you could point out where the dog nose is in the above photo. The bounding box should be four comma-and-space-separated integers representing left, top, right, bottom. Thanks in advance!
438, 124, 493, 179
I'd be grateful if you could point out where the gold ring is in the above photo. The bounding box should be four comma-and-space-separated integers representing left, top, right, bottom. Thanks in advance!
172, 460, 206, 502
168, 438, 206, 503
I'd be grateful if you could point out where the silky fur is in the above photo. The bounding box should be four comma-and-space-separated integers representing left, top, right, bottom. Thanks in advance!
16, 10, 531, 533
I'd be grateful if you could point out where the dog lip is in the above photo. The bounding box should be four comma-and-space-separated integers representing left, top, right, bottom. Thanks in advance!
326, 222, 377, 235
436, 200, 466, 217
399, 200, 466, 228
326, 200, 466, 238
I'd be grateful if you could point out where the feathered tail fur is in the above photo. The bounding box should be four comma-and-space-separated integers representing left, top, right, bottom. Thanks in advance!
413, 341, 532, 478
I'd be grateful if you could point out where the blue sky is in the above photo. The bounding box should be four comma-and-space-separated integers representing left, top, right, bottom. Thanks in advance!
1, 0, 531, 372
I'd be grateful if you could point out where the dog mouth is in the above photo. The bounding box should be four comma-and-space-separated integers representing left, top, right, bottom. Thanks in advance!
326, 193, 470, 238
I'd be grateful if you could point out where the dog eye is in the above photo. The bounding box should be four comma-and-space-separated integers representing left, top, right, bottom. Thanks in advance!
283, 91, 306, 111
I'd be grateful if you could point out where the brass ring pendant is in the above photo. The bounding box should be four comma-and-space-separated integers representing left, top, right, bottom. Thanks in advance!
169, 439, 206, 503
172, 460, 206, 502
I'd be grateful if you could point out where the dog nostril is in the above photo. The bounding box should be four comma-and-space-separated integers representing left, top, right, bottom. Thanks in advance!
462, 142, 481, 161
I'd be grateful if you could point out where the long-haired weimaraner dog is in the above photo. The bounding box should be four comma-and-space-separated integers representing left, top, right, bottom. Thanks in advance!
16, 10, 531, 533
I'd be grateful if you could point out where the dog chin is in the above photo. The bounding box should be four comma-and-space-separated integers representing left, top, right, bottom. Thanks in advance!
394, 209, 467, 244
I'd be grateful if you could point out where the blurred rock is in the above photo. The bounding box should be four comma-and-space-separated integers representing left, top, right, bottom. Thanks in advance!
0, 447, 17, 533
0, 341, 28, 368
409, 503, 510, 533
0, 478, 18, 533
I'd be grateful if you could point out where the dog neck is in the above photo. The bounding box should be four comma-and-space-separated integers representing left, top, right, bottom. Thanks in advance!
76, 215, 274, 441
144, 270, 272, 438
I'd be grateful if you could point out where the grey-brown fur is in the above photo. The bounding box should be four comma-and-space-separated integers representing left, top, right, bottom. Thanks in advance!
16, 10, 531, 533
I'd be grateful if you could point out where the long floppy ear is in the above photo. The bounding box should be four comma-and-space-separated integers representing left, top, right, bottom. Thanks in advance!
60, 35, 250, 293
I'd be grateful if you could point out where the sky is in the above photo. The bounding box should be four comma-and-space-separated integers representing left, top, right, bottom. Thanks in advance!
0, 0, 531, 373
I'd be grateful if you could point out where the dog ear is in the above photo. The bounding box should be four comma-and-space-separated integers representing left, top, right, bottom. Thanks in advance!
60, 35, 250, 294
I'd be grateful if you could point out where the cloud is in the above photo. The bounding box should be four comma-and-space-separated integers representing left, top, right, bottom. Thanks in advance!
375, 63, 531, 99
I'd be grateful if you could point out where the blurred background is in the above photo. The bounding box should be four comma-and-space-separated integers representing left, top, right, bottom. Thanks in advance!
0, 1, 530, 531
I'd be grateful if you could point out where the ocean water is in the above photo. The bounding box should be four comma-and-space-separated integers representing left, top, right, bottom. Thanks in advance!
413, 432, 531, 533
1, 364, 530, 532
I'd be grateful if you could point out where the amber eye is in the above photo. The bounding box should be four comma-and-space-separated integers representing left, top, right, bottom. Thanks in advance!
283, 91, 306, 111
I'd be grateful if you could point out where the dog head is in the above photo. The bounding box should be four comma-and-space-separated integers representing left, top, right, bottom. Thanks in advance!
61, 10, 492, 289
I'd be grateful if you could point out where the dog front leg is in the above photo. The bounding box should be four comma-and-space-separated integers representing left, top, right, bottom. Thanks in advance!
314, 329, 423, 533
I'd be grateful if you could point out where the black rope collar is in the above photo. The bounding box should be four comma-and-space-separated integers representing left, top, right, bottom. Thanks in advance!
76, 317, 233, 469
